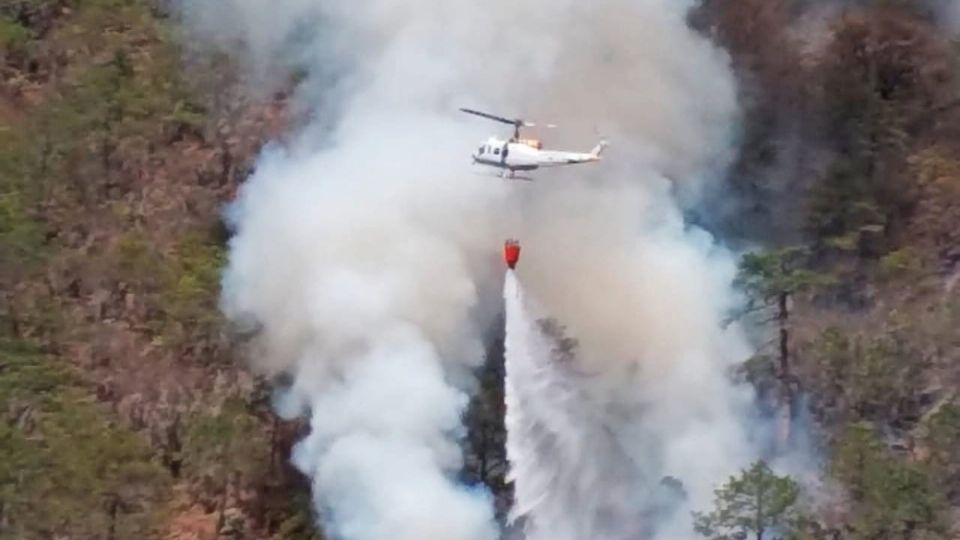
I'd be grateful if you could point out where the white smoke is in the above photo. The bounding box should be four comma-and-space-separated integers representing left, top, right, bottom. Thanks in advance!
503, 222, 756, 540
219, 134, 505, 540
183, 0, 764, 539
503, 271, 649, 540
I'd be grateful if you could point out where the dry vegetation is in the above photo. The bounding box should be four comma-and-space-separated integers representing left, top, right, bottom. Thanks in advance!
0, 1, 316, 538
696, 0, 960, 537
3, 0, 960, 539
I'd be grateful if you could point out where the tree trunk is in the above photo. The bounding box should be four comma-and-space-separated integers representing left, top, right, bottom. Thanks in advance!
776, 291, 793, 451
756, 482, 764, 540
220, 140, 233, 187
478, 425, 490, 483
259, 418, 280, 527
101, 123, 113, 175
165, 414, 183, 479
214, 474, 229, 540
107, 496, 119, 540
269, 415, 279, 476
866, 55, 879, 186
37, 133, 51, 178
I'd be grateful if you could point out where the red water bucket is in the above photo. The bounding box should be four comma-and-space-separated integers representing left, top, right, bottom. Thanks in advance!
503, 239, 521, 269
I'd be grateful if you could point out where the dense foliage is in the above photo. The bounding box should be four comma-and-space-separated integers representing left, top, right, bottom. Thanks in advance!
694, 461, 803, 540
694, 0, 960, 538
3, 0, 960, 539
0, 1, 300, 538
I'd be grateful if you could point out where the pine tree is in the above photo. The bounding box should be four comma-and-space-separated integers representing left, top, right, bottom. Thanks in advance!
0, 339, 168, 539
693, 461, 804, 540
832, 422, 947, 539
808, 328, 925, 428
735, 247, 832, 446
924, 404, 960, 502
183, 398, 270, 537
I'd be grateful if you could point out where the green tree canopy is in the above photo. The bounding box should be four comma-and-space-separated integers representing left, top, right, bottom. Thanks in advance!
693, 461, 803, 540
736, 247, 831, 307
808, 328, 925, 427
923, 404, 960, 502
832, 422, 947, 539
0, 339, 168, 540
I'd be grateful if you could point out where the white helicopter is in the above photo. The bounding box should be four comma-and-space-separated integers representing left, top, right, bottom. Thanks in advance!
461, 108, 607, 180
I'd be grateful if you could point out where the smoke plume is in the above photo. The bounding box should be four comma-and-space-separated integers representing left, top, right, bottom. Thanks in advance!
503, 271, 649, 540
181, 0, 769, 538
502, 224, 756, 540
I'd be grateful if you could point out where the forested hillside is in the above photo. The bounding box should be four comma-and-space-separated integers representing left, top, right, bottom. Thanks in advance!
0, 1, 317, 538
692, 1, 960, 538
2, 0, 960, 539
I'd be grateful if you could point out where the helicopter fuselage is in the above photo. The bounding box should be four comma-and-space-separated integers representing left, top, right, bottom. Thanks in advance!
471, 137, 604, 174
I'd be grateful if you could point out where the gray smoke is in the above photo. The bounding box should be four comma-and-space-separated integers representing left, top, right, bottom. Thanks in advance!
934, 0, 960, 34
503, 222, 758, 540
179, 0, 774, 539
503, 271, 649, 540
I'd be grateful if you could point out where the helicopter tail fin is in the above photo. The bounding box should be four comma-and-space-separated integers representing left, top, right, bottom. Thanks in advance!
590, 140, 608, 158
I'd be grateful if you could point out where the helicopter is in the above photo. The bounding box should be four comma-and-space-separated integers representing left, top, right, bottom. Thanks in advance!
460, 108, 607, 180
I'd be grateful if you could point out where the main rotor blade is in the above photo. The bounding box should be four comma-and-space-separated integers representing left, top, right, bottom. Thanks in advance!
460, 108, 521, 126
523, 122, 558, 128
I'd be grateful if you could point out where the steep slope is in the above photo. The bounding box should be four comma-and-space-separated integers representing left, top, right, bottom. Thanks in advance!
695, 1, 960, 536
0, 1, 313, 538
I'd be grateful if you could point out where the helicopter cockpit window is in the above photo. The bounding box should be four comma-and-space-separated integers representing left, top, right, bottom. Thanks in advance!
494, 147, 500, 155
478, 146, 485, 155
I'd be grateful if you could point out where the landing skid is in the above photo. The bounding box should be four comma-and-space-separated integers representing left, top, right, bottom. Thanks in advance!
470, 170, 534, 182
